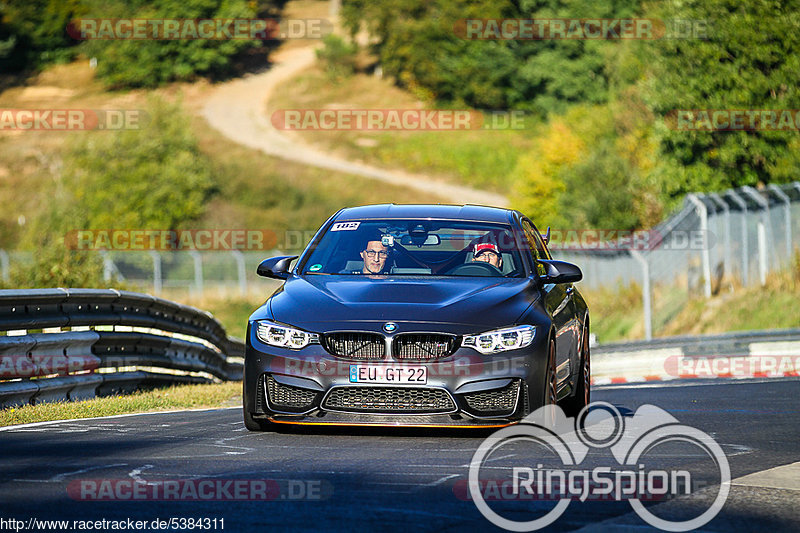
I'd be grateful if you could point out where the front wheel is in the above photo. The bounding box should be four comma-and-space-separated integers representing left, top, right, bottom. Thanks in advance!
529, 340, 558, 410
243, 379, 274, 432
560, 326, 590, 418
243, 405, 274, 432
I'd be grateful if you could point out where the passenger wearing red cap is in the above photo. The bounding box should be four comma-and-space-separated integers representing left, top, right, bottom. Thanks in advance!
472, 242, 503, 269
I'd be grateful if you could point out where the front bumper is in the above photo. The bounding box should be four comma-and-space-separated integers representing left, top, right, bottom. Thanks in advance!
243, 325, 550, 427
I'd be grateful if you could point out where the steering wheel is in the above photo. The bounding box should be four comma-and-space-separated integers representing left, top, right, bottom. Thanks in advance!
447, 262, 504, 277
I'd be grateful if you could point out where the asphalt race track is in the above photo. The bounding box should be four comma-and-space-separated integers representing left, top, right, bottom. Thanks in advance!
1, 378, 798, 532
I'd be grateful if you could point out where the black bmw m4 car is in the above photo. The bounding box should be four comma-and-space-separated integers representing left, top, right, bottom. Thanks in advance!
243, 204, 589, 430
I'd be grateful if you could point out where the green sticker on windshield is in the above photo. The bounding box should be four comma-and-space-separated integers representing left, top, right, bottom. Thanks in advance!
309, 264, 322, 271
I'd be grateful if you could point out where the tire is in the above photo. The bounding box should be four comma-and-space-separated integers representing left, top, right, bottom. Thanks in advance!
545, 340, 558, 406
242, 378, 273, 432
530, 339, 558, 410
243, 405, 274, 432
561, 325, 590, 418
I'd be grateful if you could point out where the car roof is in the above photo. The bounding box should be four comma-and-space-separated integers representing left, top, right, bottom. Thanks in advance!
333, 204, 518, 224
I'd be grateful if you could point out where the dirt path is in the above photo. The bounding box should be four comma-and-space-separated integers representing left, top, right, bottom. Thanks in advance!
201, 46, 509, 207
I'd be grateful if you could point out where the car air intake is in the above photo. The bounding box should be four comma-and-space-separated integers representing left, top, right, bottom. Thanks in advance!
392, 333, 456, 361
324, 332, 385, 360
323, 386, 455, 413
462, 380, 521, 416
265, 375, 318, 412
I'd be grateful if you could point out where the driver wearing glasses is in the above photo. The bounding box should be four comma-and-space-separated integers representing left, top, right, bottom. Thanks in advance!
360, 239, 391, 274
472, 242, 503, 270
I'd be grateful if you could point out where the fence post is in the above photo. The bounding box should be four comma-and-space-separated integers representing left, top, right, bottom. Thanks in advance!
232, 250, 247, 296
630, 249, 652, 341
0, 250, 8, 283
149, 251, 162, 296
767, 184, 791, 265
757, 221, 767, 286
687, 194, 712, 297
725, 190, 748, 286
709, 193, 731, 282
100, 251, 113, 283
189, 251, 203, 297
741, 186, 773, 281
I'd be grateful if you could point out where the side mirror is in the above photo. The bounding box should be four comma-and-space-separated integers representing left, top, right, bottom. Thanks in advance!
257, 255, 298, 280
538, 259, 582, 284
540, 227, 551, 245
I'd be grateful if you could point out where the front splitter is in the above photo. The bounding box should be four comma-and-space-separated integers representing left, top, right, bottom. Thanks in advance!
268, 412, 518, 428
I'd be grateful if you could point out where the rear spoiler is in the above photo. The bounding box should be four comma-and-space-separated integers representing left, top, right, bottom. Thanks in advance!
540, 227, 550, 245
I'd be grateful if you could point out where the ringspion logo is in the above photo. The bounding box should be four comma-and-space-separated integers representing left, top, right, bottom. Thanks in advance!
468, 402, 729, 531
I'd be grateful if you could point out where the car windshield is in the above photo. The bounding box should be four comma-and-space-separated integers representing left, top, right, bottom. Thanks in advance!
300, 219, 525, 277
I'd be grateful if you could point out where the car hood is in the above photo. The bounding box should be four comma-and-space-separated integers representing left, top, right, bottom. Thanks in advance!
267, 275, 539, 332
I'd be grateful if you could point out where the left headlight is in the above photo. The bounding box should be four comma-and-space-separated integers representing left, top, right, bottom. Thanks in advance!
255, 320, 320, 350
462, 325, 535, 355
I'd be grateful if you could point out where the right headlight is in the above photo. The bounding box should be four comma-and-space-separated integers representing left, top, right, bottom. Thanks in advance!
255, 320, 319, 350
462, 325, 536, 355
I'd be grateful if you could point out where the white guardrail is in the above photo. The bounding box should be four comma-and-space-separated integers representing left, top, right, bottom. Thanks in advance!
592, 329, 800, 384
0, 289, 244, 408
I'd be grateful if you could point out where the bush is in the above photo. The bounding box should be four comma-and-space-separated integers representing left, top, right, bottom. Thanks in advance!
80, 0, 267, 87
0, 0, 83, 72
12, 96, 216, 289
315, 34, 358, 80
5, 245, 107, 289
63, 96, 217, 230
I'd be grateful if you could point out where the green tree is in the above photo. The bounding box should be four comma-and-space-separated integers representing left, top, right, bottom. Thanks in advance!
514, 99, 660, 231
81, 0, 266, 87
514, 0, 643, 114
14, 97, 216, 288
342, 0, 644, 113
0, 0, 84, 70
640, 0, 800, 199
64, 96, 216, 229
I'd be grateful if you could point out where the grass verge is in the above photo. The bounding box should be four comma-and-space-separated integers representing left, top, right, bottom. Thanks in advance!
0, 381, 241, 427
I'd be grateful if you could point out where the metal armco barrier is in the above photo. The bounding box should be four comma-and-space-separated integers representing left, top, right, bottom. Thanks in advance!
0, 289, 244, 408
592, 328, 800, 384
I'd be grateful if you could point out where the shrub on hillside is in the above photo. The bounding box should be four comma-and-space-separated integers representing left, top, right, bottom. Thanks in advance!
81, 0, 265, 87
316, 35, 357, 80
13, 96, 216, 288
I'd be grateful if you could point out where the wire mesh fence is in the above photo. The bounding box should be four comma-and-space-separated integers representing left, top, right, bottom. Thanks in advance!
553, 182, 800, 340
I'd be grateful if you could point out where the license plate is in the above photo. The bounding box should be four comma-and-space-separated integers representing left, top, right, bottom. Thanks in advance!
349, 364, 427, 384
